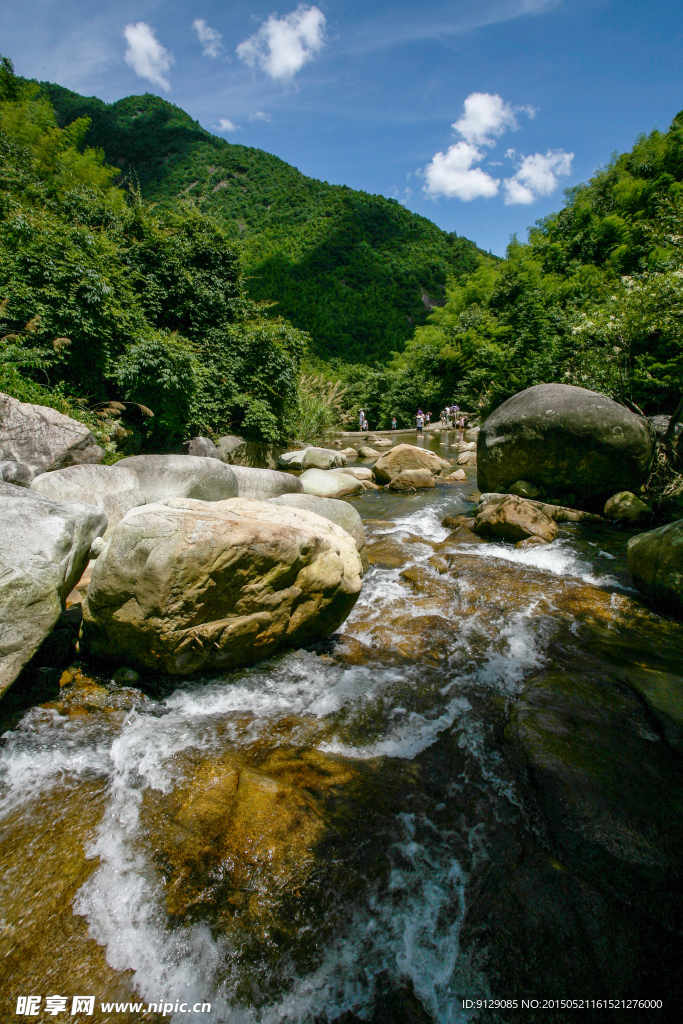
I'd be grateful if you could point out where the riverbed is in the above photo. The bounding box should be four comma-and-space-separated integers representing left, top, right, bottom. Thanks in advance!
1, 435, 682, 1023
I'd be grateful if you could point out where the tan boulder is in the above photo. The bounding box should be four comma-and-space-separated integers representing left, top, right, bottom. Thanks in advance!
473, 494, 558, 543
388, 469, 436, 491
372, 444, 448, 484
604, 491, 651, 522
82, 497, 363, 674
357, 446, 380, 458
299, 468, 363, 497
338, 466, 374, 481
440, 469, 466, 483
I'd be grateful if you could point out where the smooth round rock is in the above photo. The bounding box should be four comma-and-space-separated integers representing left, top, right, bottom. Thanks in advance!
117, 454, 238, 503
627, 519, 683, 618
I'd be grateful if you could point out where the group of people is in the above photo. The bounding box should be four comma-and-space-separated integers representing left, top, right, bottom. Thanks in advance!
357, 406, 465, 434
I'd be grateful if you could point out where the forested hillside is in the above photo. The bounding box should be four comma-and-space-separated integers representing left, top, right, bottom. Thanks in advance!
39, 83, 482, 364
0, 58, 309, 447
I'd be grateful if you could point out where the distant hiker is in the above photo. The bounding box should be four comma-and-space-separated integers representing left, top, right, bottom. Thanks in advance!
359, 409, 365, 429
391, 416, 397, 430
416, 411, 424, 436
362, 417, 369, 432
425, 411, 431, 426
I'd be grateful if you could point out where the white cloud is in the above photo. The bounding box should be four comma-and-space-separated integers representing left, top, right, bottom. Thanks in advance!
452, 92, 522, 146
503, 148, 574, 204
193, 19, 223, 59
236, 5, 326, 81
123, 22, 173, 91
423, 140, 500, 201
216, 118, 242, 133
249, 110, 272, 122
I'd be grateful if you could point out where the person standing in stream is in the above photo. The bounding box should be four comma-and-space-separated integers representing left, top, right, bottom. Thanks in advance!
416, 410, 424, 436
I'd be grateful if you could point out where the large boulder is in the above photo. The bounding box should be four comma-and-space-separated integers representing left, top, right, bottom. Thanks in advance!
301, 447, 346, 470
0, 392, 104, 475
299, 468, 363, 498
477, 384, 655, 509
473, 494, 558, 544
372, 444, 449, 484
229, 465, 303, 500
627, 519, 683, 618
604, 491, 651, 523
268, 493, 368, 572
116, 454, 238, 503
81, 497, 362, 674
0, 483, 107, 697
171, 436, 220, 459
648, 414, 683, 440
278, 449, 308, 470
388, 469, 436, 491
30, 464, 145, 537
215, 435, 248, 464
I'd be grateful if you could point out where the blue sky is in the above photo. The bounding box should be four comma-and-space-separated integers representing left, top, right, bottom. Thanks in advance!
1, 1, 681, 255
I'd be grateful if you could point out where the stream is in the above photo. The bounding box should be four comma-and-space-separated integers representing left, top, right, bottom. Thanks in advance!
1, 434, 682, 1023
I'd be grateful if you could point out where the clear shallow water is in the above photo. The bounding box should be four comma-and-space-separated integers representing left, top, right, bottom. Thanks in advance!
1, 440, 682, 1022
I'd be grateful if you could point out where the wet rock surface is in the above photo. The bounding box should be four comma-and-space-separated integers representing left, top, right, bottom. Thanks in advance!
628, 518, 683, 618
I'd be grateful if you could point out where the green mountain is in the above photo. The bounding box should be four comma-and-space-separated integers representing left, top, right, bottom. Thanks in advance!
39, 83, 483, 364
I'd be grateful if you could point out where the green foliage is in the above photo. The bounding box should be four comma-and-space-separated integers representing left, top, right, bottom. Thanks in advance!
39, 81, 484, 364
0, 56, 309, 446
293, 372, 347, 445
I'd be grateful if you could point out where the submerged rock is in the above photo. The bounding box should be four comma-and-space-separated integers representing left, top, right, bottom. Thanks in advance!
0, 392, 104, 475
299, 468, 363, 498
477, 383, 655, 508
628, 519, 683, 618
474, 494, 558, 544
117, 454, 238, 503
82, 497, 362, 674
229, 465, 303, 500
0, 483, 107, 697
31, 464, 145, 537
372, 444, 449, 484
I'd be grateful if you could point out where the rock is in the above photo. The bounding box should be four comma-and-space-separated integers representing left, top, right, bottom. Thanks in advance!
89, 536, 106, 558
338, 466, 374, 481
278, 449, 308, 470
439, 469, 466, 483
515, 535, 549, 549
465, 427, 480, 441
356, 446, 381, 458
507, 668, 683, 929
456, 452, 476, 465
474, 494, 558, 543
364, 435, 380, 443
627, 519, 683, 618
215, 435, 248, 464
459, 441, 477, 452
648, 415, 683, 439
509, 479, 541, 500
373, 438, 393, 447
372, 444, 449, 484
229, 465, 303, 500
0, 460, 32, 486
340, 447, 358, 457
299, 468, 363, 498
604, 491, 651, 523
116, 454, 238, 503
30, 464, 146, 537
0, 482, 107, 697
477, 384, 655, 509
300, 447, 346, 470
0, 392, 104, 475
479, 492, 604, 525
268, 493, 368, 572
171, 436, 220, 459
388, 469, 436, 491
82, 497, 362, 674
361, 480, 382, 490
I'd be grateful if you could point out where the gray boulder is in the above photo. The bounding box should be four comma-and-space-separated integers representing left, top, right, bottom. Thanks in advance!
0, 460, 32, 486
269, 493, 368, 572
31, 464, 146, 537
299, 468, 363, 498
627, 519, 683, 618
278, 449, 308, 470
301, 447, 347, 470
477, 384, 655, 509
0, 392, 104, 475
0, 482, 107, 697
648, 414, 683, 439
230, 465, 303, 500
171, 436, 220, 459
215, 435, 248, 464
117, 454, 238, 503
604, 491, 651, 523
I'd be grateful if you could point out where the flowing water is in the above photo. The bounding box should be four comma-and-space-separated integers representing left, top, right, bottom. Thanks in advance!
1, 434, 682, 1022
